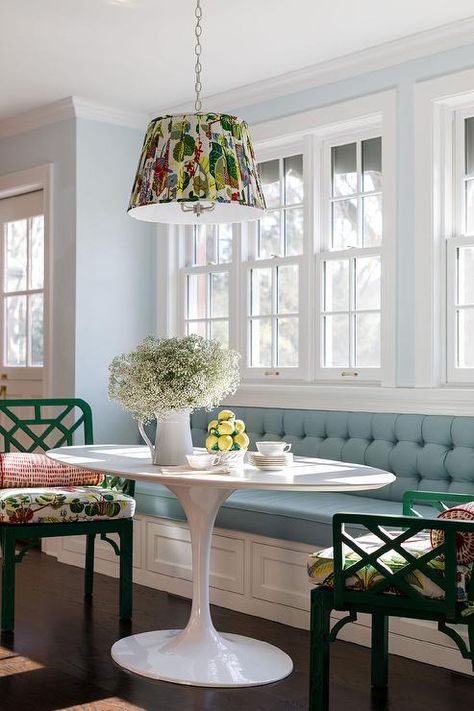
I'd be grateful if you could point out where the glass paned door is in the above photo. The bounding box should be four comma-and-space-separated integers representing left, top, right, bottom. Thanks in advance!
0, 191, 45, 399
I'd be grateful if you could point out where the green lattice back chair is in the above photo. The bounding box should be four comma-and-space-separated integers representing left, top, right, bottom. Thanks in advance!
0, 398, 134, 632
308, 491, 474, 711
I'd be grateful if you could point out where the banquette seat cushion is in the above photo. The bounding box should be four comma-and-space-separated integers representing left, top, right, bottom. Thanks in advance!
135, 407, 474, 547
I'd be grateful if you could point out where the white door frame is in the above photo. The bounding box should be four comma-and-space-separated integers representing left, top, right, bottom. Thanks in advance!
0, 165, 53, 397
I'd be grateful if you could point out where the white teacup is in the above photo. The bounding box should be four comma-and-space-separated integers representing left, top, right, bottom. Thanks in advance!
256, 441, 292, 456
186, 453, 218, 470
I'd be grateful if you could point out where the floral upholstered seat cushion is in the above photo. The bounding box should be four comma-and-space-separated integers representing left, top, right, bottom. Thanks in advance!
307, 530, 472, 602
0, 486, 135, 524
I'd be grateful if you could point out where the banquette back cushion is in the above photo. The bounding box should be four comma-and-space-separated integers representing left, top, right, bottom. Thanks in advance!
191, 407, 474, 500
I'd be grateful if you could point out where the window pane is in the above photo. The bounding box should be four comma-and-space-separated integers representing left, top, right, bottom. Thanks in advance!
250, 318, 272, 367
217, 224, 232, 264
465, 117, 474, 175
285, 207, 303, 256
187, 274, 207, 319
258, 211, 281, 258
356, 256, 381, 310
277, 264, 298, 314
193, 225, 216, 266
465, 180, 474, 234
362, 195, 382, 246
324, 314, 349, 367
29, 293, 43, 366
332, 143, 357, 197
5, 295, 27, 366
187, 320, 207, 337
260, 160, 280, 209
356, 312, 380, 367
210, 319, 229, 347
30, 215, 44, 289
251, 268, 272, 316
332, 199, 358, 249
324, 260, 349, 312
284, 155, 303, 205
210, 272, 229, 318
278, 318, 298, 367
457, 247, 474, 305
457, 309, 474, 367
5, 219, 27, 292
362, 137, 382, 193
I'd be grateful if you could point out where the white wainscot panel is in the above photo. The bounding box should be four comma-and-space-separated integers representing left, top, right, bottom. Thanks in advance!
251, 541, 315, 611
145, 519, 244, 594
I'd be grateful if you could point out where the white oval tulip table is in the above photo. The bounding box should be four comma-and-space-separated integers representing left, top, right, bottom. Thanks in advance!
47, 445, 395, 688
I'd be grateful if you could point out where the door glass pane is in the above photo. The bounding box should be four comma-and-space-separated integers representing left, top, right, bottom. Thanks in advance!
210, 272, 229, 318
324, 314, 349, 367
277, 264, 298, 314
210, 319, 229, 347
356, 256, 381, 310
29, 293, 43, 366
187, 320, 207, 338
332, 143, 357, 197
356, 312, 380, 367
260, 160, 280, 209
465, 180, 474, 234
5, 219, 27, 292
258, 211, 281, 258
251, 268, 272, 316
465, 117, 474, 175
187, 274, 207, 319
332, 199, 358, 249
250, 318, 272, 367
285, 207, 303, 256
284, 155, 303, 205
277, 318, 298, 367
362, 195, 382, 246
457, 309, 474, 367
5, 295, 27, 366
30, 215, 44, 289
457, 247, 474, 305
217, 224, 232, 264
362, 137, 382, 193
324, 260, 349, 312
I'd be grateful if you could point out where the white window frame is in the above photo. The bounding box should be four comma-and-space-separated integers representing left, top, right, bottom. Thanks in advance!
169, 91, 396, 390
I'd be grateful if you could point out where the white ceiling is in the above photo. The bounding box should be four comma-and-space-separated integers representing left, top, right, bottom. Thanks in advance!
2, 0, 474, 121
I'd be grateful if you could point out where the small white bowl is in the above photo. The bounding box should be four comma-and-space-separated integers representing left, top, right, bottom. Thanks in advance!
186, 453, 218, 470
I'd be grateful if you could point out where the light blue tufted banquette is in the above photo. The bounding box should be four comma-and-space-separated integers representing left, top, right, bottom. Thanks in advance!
135, 408, 474, 547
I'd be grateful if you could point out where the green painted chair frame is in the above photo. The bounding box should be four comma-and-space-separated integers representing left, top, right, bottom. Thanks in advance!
0, 398, 135, 632
309, 491, 474, 711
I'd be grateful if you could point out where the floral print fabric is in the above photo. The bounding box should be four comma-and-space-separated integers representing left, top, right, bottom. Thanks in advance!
0, 486, 135, 524
128, 113, 266, 211
307, 530, 472, 602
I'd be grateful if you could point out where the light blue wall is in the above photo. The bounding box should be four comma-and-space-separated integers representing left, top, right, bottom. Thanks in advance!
75, 119, 155, 444
0, 119, 76, 397
229, 42, 474, 387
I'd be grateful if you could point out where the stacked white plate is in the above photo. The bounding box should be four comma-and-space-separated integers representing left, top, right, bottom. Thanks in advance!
248, 452, 294, 471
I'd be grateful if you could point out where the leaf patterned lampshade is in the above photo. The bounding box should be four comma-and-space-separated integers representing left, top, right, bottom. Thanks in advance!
128, 113, 266, 224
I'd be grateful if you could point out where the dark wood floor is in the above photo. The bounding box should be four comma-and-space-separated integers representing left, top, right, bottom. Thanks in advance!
0, 550, 472, 711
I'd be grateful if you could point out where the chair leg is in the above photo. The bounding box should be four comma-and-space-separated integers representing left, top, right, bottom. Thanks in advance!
84, 533, 95, 598
371, 612, 389, 691
309, 587, 333, 711
468, 619, 474, 673
118, 520, 133, 621
1, 530, 16, 632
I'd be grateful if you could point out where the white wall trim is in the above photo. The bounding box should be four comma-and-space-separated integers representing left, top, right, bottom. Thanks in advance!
159, 17, 474, 116
0, 97, 148, 140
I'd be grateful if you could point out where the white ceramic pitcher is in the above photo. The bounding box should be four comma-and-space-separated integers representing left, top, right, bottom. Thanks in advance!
138, 410, 193, 466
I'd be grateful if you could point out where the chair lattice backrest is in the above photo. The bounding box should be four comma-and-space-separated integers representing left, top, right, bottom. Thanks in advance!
0, 398, 134, 496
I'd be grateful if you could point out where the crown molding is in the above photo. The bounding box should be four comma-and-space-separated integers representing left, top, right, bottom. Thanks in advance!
158, 16, 474, 117
0, 97, 148, 140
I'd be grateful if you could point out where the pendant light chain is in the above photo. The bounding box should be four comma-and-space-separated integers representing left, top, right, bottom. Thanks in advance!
194, 0, 203, 112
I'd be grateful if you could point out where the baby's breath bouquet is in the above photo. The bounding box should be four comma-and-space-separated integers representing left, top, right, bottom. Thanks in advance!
108, 335, 240, 423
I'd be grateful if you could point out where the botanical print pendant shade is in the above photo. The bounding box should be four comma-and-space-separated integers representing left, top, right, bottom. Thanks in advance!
128, 113, 266, 224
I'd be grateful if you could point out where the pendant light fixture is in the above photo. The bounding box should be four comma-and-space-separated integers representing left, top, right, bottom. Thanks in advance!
128, 0, 266, 225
